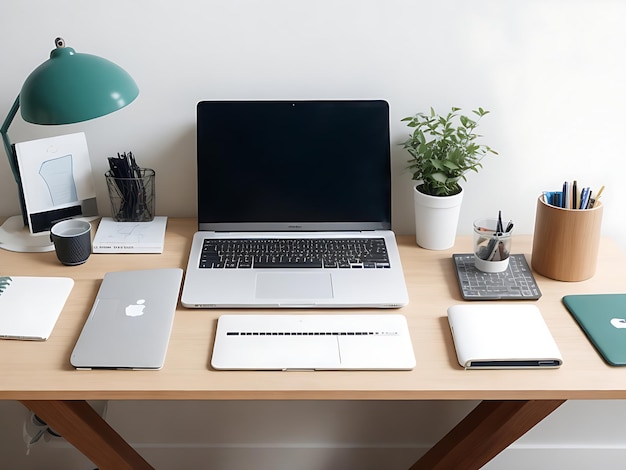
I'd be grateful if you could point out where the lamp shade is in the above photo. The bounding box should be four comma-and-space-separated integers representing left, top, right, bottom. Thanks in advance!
20, 38, 139, 125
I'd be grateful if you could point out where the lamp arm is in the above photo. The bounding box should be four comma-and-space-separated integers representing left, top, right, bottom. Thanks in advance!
1, 95, 21, 183
1, 95, 29, 226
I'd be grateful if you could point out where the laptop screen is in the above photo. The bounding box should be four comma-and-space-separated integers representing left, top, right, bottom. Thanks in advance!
196, 100, 391, 231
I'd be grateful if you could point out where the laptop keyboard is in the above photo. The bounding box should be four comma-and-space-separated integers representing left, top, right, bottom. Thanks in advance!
199, 238, 390, 269
453, 253, 542, 300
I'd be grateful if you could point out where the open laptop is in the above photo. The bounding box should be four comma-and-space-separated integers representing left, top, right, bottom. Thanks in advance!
70, 268, 183, 370
181, 100, 408, 308
211, 314, 416, 370
563, 293, 626, 366
0, 276, 74, 341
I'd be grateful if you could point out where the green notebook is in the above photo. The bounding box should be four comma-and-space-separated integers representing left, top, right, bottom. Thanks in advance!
563, 293, 626, 366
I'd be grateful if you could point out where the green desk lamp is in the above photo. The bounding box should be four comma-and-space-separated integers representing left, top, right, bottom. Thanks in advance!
0, 37, 139, 252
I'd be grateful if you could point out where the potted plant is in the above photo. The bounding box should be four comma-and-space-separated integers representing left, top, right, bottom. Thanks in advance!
401, 107, 497, 250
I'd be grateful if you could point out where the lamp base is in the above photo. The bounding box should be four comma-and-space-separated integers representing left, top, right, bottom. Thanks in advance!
0, 215, 55, 252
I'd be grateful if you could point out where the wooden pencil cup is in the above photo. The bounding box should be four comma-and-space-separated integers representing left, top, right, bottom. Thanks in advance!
531, 195, 603, 281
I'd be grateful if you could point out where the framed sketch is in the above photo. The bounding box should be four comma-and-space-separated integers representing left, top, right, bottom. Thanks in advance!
13, 132, 98, 233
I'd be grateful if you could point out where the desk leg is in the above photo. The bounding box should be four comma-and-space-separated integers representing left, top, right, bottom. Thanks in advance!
409, 399, 565, 470
20, 400, 153, 470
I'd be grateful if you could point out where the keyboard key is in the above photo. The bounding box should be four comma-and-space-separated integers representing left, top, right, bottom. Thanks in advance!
254, 260, 323, 269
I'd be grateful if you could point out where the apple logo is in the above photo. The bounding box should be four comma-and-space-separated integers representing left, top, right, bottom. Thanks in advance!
125, 299, 146, 317
610, 318, 626, 329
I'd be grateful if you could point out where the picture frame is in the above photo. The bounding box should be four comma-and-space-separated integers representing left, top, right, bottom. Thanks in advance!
13, 132, 98, 233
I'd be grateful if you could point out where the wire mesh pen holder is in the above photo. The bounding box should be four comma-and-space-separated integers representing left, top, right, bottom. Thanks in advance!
105, 168, 155, 222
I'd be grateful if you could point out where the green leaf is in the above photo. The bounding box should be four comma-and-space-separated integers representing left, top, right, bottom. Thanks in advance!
401, 105, 497, 189
431, 172, 448, 184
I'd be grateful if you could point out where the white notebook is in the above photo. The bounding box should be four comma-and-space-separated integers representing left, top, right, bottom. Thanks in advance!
0, 276, 74, 340
447, 304, 563, 369
92, 216, 167, 253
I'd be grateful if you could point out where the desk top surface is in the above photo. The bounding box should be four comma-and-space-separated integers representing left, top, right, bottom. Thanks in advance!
1, 218, 625, 401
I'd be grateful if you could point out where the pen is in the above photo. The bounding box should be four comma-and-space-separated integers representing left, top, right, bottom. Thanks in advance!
489, 221, 515, 262
487, 237, 501, 261
483, 213, 511, 261
572, 180, 578, 210
589, 185, 604, 208
578, 187, 587, 210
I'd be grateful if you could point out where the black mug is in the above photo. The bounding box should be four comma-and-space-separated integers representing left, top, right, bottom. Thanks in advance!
50, 220, 92, 266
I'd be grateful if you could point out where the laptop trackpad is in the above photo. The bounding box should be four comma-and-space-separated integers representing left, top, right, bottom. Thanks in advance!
255, 272, 333, 299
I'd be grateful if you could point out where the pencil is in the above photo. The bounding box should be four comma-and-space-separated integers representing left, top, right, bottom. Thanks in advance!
595, 185, 605, 200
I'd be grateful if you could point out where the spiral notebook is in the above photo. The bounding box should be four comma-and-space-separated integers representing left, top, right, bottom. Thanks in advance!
0, 276, 74, 341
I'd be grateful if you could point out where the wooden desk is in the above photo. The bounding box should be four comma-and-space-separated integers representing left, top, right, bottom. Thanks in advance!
2, 218, 626, 469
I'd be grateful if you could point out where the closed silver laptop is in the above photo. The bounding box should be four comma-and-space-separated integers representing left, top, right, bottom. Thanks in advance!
70, 268, 183, 370
181, 100, 409, 308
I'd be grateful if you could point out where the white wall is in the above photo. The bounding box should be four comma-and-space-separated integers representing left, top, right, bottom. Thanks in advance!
2, 1, 625, 245
2, 1, 626, 469
5, 399, 626, 470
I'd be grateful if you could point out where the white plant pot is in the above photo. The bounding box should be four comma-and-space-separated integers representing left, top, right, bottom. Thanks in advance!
413, 185, 464, 250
